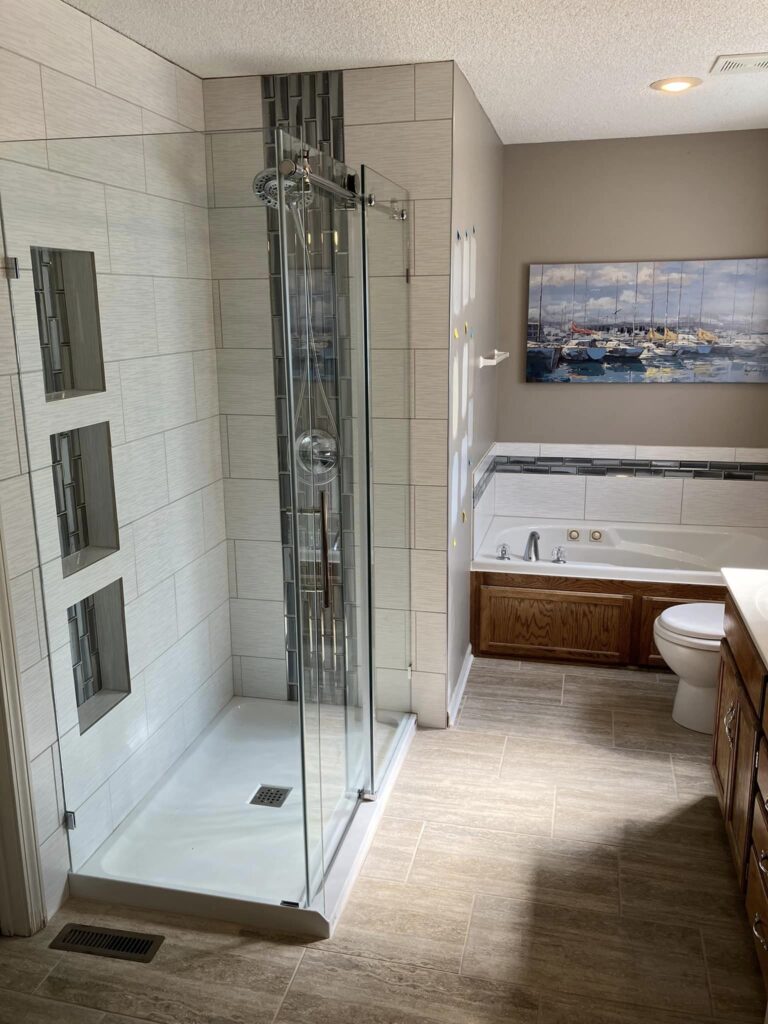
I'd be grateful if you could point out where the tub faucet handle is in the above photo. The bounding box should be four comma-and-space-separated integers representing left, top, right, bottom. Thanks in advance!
498, 543, 511, 561
551, 545, 566, 564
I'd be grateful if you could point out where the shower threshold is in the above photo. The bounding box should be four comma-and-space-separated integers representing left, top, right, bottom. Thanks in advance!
69, 697, 415, 938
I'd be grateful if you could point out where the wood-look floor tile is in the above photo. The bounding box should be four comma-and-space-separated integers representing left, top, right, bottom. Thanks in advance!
408, 822, 619, 913
275, 949, 539, 1023
386, 761, 555, 835
562, 671, 676, 712
458, 696, 613, 745
554, 786, 724, 849
0, 939, 63, 994
405, 727, 507, 774
461, 893, 711, 1015
466, 662, 564, 706
360, 817, 424, 881
318, 878, 472, 973
37, 952, 285, 1024
613, 709, 712, 756
538, 991, 710, 1023
0, 989, 106, 1024
702, 922, 765, 1022
619, 839, 744, 928
672, 755, 716, 797
499, 735, 676, 794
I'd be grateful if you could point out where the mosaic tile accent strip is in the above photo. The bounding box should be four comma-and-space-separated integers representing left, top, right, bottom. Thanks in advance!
473, 455, 768, 506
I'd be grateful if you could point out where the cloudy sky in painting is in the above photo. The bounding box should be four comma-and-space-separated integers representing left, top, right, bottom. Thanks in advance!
528, 259, 768, 332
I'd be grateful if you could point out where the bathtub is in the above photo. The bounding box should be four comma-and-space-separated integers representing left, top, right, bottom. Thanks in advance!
473, 517, 768, 586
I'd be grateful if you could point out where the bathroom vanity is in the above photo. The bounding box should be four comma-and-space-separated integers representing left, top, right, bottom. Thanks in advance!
712, 569, 768, 990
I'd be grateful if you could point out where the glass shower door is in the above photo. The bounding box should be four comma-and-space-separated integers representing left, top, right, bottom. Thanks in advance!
275, 131, 371, 906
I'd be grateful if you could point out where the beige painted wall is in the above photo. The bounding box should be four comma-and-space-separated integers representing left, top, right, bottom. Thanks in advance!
496, 130, 768, 446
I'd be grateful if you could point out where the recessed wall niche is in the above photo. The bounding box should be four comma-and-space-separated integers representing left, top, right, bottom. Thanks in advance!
68, 578, 130, 734
50, 421, 119, 577
31, 246, 106, 400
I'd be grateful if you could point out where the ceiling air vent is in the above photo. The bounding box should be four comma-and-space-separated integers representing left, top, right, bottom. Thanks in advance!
711, 52, 768, 75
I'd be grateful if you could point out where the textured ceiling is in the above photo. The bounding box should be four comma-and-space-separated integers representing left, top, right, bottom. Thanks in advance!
65, 0, 768, 143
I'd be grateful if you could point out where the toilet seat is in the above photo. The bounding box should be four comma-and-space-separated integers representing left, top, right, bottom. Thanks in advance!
654, 602, 725, 652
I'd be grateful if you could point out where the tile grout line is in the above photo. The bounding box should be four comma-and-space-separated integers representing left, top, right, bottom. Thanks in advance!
457, 892, 476, 977
269, 946, 306, 1024
403, 820, 427, 883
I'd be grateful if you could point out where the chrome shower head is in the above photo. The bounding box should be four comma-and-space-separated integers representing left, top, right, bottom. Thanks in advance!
252, 166, 313, 210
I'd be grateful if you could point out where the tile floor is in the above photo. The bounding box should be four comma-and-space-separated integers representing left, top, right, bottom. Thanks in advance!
1, 657, 765, 1023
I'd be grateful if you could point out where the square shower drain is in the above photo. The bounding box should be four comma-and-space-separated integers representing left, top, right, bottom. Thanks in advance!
250, 785, 292, 807
49, 923, 164, 963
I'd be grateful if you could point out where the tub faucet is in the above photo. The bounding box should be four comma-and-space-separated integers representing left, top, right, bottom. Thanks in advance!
498, 543, 511, 561
523, 530, 540, 562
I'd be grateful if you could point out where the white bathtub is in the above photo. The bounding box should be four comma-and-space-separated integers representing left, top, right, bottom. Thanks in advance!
473, 517, 768, 586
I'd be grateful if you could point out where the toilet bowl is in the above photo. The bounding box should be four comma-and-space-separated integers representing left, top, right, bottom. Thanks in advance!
653, 602, 725, 734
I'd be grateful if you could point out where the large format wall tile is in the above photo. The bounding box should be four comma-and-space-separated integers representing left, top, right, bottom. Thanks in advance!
682, 479, 768, 527
41, 67, 142, 138
47, 135, 146, 191
0, 48, 46, 142
144, 131, 208, 207
0, 0, 94, 84
165, 416, 223, 500
174, 542, 229, 634
344, 66, 415, 125
112, 434, 169, 525
154, 277, 215, 354
219, 279, 272, 347
105, 187, 188, 276
91, 21, 178, 121
494, 473, 587, 519
231, 598, 285, 658
120, 353, 197, 440
99, 275, 159, 361
203, 77, 262, 131
209, 207, 269, 278
345, 120, 452, 199
133, 492, 205, 594
415, 62, 453, 120
584, 477, 684, 525
144, 619, 211, 735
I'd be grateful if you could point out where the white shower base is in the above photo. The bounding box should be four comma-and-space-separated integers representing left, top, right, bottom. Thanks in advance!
71, 696, 415, 934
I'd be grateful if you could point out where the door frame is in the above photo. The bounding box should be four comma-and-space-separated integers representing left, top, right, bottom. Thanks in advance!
0, 474, 46, 935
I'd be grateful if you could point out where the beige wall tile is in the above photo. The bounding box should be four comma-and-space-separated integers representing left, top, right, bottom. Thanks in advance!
373, 484, 409, 548
144, 131, 208, 206
154, 277, 215, 354
99, 275, 159, 361
9, 572, 42, 670
165, 415, 223, 501
175, 67, 205, 131
41, 67, 141, 138
415, 62, 453, 120
345, 120, 452, 199
414, 200, 451, 276
39, 828, 69, 916
411, 671, 448, 728
0, 474, 38, 578
231, 598, 285, 658
372, 419, 410, 484
681, 480, 768, 527
0, 377, 20, 480
217, 349, 274, 414
210, 131, 264, 207
373, 548, 410, 610
219, 279, 272, 347
29, 747, 60, 842
233, 540, 284, 599
240, 656, 288, 699
105, 187, 187, 276
174, 543, 228, 635
372, 350, 410, 418
193, 349, 219, 418
120, 353, 196, 440
0, 0, 94, 84
92, 21, 178, 121
585, 477, 684, 525
411, 420, 447, 486
47, 135, 146, 191
184, 204, 212, 278
369, 278, 409, 349
494, 473, 587, 519
133, 492, 205, 595
415, 349, 448, 418
20, 658, 57, 760
226, 414, 278, 479
414, 485, 447, 550
112, 433, 169, 526
144, 620, 211, 735
374, 608, 409, 670
203, 77, 262, 131
410, 276, 450, 348
209, 207, 269, 279
0, 48, 45, 142
415, 611, 447, 673
411, 549, 447, 613
224, 478, 281, 540
344, 66, 414, 125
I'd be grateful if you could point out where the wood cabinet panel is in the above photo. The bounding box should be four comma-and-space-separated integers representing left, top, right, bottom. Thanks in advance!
752, 796, 768, 885
713, 641, 742, 814
746, 849, 768, 987
725, 593, 767, 719
727, 675, 759, 887
477, 585, 632, 663
636, 595, 721, 667
757, 739, 768, 808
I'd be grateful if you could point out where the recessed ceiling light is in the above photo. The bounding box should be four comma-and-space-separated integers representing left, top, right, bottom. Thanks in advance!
649, 77, 702, 93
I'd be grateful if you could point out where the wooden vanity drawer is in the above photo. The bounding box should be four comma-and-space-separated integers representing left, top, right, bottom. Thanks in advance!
746, 848, 768, 987
725, 594, 767, 718
758, 740, 768, 807
753, 796, 768, 892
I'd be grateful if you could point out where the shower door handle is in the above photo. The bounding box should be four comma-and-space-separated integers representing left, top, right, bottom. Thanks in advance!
320, 489, 331, 610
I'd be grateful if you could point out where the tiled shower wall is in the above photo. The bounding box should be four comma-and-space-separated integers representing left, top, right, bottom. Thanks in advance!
203, 64, 456, 726
0, 0, 227, 915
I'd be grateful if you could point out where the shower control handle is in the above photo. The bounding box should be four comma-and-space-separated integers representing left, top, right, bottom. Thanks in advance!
320, 489, 331, 610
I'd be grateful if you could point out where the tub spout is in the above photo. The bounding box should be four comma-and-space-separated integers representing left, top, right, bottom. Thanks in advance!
523, 530, 540, 562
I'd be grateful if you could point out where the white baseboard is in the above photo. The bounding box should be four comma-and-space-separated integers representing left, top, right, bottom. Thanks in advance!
448, 645, 473, 725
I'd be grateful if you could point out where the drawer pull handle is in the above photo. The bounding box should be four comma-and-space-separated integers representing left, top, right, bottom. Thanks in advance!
724, 703, 737, 746
760, 851, 768, 878
753, 914, 768, 952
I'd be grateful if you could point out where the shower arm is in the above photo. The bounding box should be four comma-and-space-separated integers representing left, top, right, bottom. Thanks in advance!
278, 158, 359, 206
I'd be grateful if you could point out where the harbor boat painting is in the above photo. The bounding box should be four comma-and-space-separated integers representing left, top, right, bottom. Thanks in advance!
525, 258, 768, 383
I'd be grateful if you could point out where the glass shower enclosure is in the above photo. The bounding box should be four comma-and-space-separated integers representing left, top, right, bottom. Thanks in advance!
0, 122, 412, 932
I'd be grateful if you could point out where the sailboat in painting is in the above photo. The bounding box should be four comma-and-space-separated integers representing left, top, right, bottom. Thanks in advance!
526, 257, 768, 382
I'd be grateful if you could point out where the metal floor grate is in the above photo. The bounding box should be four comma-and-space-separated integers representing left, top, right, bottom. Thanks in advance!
250, 784, 292, 807
49, 923, 164, 963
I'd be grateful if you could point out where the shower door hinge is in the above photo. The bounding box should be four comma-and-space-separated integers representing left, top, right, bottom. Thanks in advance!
405, 266, 411, 284
2, 257, 19, 279
63, 810, 76, 830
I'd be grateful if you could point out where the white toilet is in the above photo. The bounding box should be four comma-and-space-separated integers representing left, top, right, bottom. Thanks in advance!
653, 602, 726, 734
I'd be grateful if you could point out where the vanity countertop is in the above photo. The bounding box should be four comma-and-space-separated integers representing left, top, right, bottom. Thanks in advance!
722, 567, 768, 669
